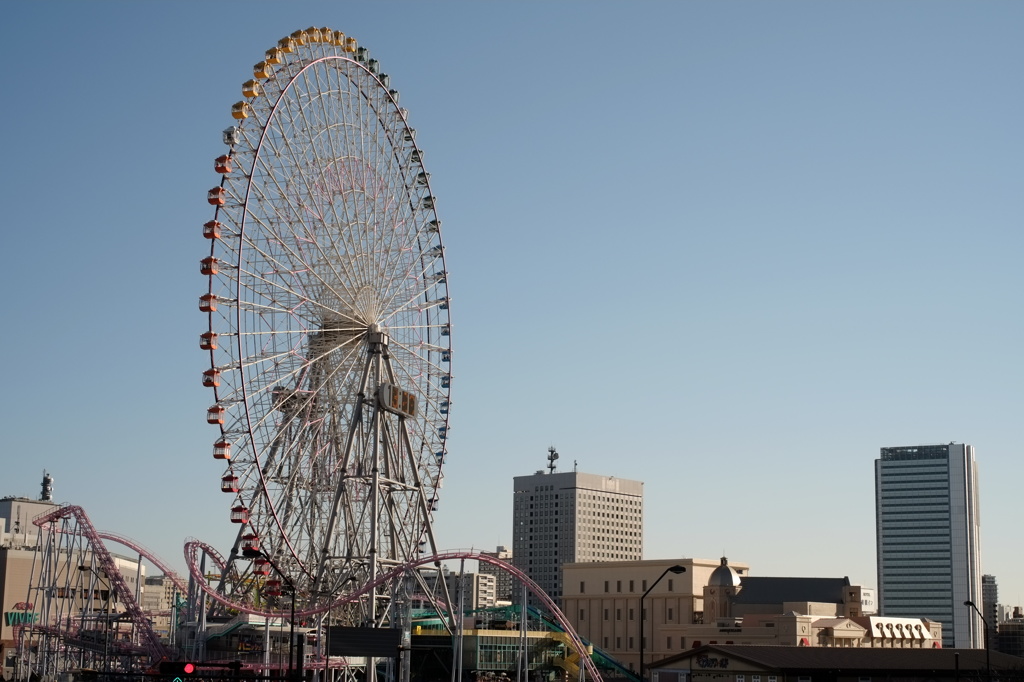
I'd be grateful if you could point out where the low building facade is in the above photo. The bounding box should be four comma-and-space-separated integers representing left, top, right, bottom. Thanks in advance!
651, 644, 1024, 682
562, 557, 937, 675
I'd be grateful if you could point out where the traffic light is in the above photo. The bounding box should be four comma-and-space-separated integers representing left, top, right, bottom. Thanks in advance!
159, 661, 197, 676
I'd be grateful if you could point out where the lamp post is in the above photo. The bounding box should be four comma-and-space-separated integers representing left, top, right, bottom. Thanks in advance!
963, 600, 991, 682
244, 549, 297, 681
639, 565, 686, 682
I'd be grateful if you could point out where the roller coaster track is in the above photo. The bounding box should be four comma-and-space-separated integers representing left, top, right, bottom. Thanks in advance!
30, 505, 171, 665
184, 542, 603, 682
95, 529, 189, 595
23, 505, 602, 682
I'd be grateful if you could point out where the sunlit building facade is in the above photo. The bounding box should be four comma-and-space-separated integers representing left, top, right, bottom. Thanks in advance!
513, 469, 643, 605
478, 546, 514, 604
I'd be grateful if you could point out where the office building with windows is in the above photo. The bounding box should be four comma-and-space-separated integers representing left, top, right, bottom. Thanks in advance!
981, 574, 1000, 648
875, 443, 982, 648
478, 546, 514, 604
513, 468, 643, 605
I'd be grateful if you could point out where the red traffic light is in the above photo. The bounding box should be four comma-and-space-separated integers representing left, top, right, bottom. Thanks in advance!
159, 661, 197, 675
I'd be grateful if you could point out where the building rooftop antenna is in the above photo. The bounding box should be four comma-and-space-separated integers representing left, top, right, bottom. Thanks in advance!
547, 446, 559, 474
40, 470, 53, 502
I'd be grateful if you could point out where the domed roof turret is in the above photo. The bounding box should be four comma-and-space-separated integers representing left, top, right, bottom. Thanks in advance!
708, 557, 742, 587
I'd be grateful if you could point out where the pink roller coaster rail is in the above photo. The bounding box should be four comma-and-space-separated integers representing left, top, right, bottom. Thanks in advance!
31, 505, 171, 663
183, 542, 602, 682
27, 505, 601, 681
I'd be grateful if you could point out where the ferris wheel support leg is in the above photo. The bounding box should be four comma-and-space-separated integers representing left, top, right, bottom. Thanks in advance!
391, 387, 455, 630
366, 331, 387, 682
312, 346, 374, 595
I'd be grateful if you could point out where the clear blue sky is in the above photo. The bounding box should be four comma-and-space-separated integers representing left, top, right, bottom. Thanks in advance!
2, 2, 1021, 607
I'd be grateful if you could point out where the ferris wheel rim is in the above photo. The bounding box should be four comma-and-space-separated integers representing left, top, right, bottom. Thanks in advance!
201, 28, 452, 610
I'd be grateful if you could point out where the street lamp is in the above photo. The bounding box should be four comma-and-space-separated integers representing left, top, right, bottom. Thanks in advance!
244, 548, 298, 680
639, 565, 686, 682
963, 600, 991, 682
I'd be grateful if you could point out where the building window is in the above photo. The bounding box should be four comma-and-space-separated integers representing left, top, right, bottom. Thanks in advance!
668, 579, 674, 591
580, 581, 585, 594
666, 636, 672, 649
604, 609, 609, 620
617, 580, 622, 593
767, 678, 777, 682
752, 677, 760, 682
629, 637, 634, 649
616, 609, 621, 620
629, 608, 634, 620
736, 677, 745, 682
604, 581, 609, 593
668, 607, 674, 621
616, 637, 621, 649
579, 609, 585, 620
629, 580, 635, 592
643, 579, 648, 591
603, 637, 608, 648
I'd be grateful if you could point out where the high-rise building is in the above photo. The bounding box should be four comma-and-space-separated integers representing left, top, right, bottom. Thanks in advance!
478, 546, 514, 603
982, 574, 999, 647
513, 466, 643, 605
875, 443, 982, 648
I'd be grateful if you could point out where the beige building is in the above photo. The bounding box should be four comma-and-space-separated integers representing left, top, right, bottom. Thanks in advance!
142, 575, 180, 642
1, 495, 61, 677
562, 557, 939, 675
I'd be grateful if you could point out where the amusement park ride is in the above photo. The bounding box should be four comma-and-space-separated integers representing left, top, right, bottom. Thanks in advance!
14, 27, 601, 682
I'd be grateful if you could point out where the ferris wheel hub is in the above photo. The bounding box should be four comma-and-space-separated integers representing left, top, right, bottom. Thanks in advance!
367, 324, 389, 349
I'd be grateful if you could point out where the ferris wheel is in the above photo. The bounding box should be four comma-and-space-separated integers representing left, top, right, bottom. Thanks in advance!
198, 27, 451, 622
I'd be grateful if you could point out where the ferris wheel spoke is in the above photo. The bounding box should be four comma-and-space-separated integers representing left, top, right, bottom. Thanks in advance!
247, 174, 355, 309
249, 127, 357, 304
235, 214, 366, 327
233, 335, 364, 444
254, 144, 385, 314
389, 338, 446, 381
375, 242, 446, 319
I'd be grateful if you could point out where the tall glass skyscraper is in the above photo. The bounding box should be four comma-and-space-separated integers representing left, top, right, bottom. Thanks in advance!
875, 443, 982, 648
